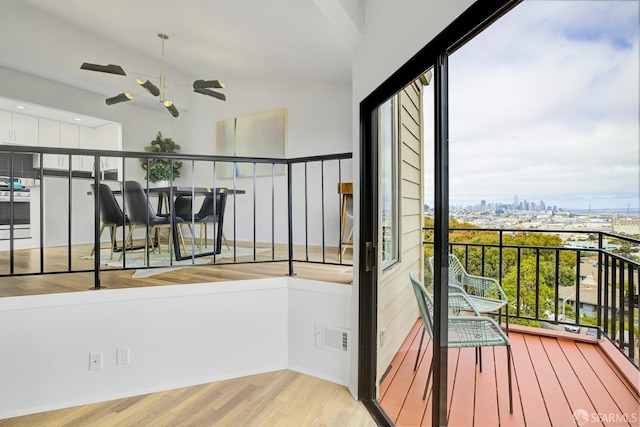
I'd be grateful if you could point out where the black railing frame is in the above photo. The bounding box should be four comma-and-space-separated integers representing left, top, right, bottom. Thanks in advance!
423, 226, 640, 366
0, 145, 353, 285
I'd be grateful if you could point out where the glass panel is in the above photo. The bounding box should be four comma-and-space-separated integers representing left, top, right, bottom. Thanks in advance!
379, 95, 399, 269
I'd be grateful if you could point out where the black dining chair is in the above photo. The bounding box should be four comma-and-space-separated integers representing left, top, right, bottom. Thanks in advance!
173, 195, 199, 243
173, 192, 229, 250
90, 183, 132, 259
121, 180, 186, 261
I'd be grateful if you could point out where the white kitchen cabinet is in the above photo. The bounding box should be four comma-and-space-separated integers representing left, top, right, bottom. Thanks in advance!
35, 118, 61, 169
0, 110, 12, 141
12, 113, 39, 146
0, 110, 38, 145
35, 120, 98, 172
60, 122, 83, 171
79, 126, 97, 172
95, 123, 122, 174
1, 104, 122, 176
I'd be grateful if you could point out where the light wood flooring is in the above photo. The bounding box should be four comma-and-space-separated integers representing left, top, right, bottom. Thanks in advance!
380, 319, 640, 427
0, 370, 375, 427
0, 242, 353, 298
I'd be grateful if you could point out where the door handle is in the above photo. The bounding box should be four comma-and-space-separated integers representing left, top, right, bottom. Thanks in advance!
365, 241, 375, 272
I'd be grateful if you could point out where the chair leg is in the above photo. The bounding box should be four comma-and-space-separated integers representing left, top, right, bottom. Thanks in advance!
203, 225, 208, 248
90, 224, 107, 257
142, 229, 150, 265
479, 347, 483, 372
125, 225, 134, 249
423, 357, 433, 400
109, 225, 117, 260
178, 226, 187, 254
184, 224, 198, 248
505, 304, 510, 336
507, 345, 513, 414
152, 227, 161, 255
341, 225, 354, 257
120, 226, 136, 261
414, 326, 425, 372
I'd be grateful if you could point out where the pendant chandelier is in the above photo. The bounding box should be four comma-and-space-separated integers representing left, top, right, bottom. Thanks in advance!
81, 33, 226, 118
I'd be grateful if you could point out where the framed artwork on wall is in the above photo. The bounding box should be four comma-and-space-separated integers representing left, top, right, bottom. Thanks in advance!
216, 107, 288, 178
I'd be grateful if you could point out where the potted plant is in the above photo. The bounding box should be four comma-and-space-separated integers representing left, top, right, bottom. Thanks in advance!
147, 162, 172, 185
140, 131, 183, 182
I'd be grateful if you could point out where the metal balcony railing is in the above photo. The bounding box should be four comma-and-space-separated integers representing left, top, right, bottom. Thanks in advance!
423, 226, 640, 366
0, 145, 353, 288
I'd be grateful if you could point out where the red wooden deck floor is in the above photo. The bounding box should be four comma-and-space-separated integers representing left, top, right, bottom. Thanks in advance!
380, 319, 640, 427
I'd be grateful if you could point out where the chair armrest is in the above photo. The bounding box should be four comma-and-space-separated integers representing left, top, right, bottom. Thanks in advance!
449, 315, 510, 346
448, 291, 481, 316
461, 274, 508, 301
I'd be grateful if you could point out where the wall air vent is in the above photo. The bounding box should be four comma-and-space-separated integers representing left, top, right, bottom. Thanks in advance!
316, 323, 350, 354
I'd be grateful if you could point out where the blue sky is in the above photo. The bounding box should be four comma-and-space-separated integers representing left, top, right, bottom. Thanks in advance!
423, 0, 639, 211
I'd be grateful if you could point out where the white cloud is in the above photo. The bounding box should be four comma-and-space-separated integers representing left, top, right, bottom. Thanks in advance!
424, 0, 640, 210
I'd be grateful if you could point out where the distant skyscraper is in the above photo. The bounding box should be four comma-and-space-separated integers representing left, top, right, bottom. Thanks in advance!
514, 194, 519, 209
539, 200, 546, 211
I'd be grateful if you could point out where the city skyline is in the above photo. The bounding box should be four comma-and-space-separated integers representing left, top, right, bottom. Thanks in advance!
447, 194, 639, 214
422, 1, 639, 212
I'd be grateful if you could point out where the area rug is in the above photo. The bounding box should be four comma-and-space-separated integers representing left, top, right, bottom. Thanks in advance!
84, 246, 267, 278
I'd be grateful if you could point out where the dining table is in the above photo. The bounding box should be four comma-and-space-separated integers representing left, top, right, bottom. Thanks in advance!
147, 186, 245, 260
102, 185, 245, 260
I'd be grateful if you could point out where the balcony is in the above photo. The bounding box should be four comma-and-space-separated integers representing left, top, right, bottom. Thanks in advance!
381, 227, 640, 425
381, 320, 639, 426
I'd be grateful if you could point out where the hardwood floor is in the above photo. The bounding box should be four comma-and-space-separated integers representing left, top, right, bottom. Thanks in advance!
0, 370, 375, 427
0, 242, 353, 298
380, 319, 640, 427
0, 244, 362, 425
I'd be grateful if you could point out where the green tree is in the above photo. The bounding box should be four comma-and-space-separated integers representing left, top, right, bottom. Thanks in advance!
423, 217, 578, 325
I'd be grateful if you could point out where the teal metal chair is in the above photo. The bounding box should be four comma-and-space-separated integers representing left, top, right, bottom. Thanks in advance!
428, 254, 509, 331
409, 271, 513, 413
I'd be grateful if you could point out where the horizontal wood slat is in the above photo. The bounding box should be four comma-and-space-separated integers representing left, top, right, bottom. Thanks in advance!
380, 318, 640, 427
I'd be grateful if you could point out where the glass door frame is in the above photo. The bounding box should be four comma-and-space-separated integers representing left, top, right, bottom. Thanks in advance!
357, 1, 521, 424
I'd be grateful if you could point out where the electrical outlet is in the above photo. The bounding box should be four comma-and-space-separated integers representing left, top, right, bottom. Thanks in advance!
89, 352, 103, 370
116, 347, 130, 365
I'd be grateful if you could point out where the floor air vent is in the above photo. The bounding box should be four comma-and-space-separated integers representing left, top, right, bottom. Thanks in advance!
316, 323, 350, 353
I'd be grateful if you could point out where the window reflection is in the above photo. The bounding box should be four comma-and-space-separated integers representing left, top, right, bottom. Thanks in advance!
379, 95, 399, 268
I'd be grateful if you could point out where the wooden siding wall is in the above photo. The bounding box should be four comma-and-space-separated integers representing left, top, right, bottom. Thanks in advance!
377, 80, 424, 386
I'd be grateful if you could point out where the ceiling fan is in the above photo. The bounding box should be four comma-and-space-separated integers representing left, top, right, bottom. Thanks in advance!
80, 32, 226, 118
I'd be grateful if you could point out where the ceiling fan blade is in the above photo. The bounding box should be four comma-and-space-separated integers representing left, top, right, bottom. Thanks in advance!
193, 79, 225, 89
194, 88, 226, 101
80, 62, 127, 76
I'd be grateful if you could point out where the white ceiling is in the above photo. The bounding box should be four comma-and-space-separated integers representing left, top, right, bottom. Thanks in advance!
13, 0, 360, 88
0, 0, 361, 125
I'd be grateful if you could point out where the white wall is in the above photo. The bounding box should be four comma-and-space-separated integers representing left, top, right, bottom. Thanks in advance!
288, 278, 353, 385
0, 278, 352, 419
